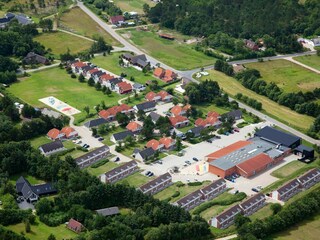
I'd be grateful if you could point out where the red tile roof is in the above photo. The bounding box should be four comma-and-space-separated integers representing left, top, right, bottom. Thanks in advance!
67, 218, 83, 233
170, 105, 183, 116
117, 81, 132, 92
145, 91, 157, 101
146, 139, 161, 150
206, 141, 252, 161
100, 73, 115, 81
88, 68, 99, 74
237, 153, 274, 175
72, 61, 87, 68
99, 104, 133, 119
159, 137, 175, 149
207, 111, 220, 118
169, 115, 188, 126
195, 118, 209, 127
110, 15, 124, 24
157, 90, 170, 100
154, 67, 164, 77
61, 127, 76, 138
47, 128, 61, 140
126, 122, 142, 132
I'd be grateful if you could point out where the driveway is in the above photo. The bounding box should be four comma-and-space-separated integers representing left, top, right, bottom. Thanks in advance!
154, 102, 174, 116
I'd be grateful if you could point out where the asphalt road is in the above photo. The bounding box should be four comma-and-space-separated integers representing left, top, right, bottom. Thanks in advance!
77, 1, 320, 145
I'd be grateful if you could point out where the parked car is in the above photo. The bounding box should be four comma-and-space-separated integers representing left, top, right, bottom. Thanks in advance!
234, 128, 240, 132
114, 157, 120, 162
192, 157, 199, 161
206, 139, 212, 143
98, 137, 104, 141
252, 187, 259, 193
148, 172, 154, 177
145, 171, 151, 176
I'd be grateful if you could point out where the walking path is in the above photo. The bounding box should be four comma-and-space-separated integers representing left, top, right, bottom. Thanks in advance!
285, 57, 320, 74
58, 28, 96, 42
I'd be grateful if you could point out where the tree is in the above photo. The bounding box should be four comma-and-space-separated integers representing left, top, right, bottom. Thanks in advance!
116, 112, 130, 127
137, 109, 146, 121
176, 138, 182, 151
83, 106, 90, 117
39, 19, 53, 32
234, 214, 251, 229
105, 87, 112, 95
95, 82, 102, 90
48, 234, 56, 240
90, 37, 113, 54
270, 203, 282, 215
125, 135, 134, 147
130, 76, 135, 82
78, 74, 85, 82
0, 56, 19, 72
88, 78, 95, 86
143, 3, 150, 15
92, 128, 97, 136
141, 116, 155, 140
60, 49, 75, 62
24, 219, 31, 233
172, 98, 179, 105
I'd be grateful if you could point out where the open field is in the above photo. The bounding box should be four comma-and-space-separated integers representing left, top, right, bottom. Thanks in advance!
8, 67, 122, 122
86, 161, 118, 176
34, 31, 92, 55
30, 135, 52, 148
114, 0, 156, 13
271, 160, 306, 178
269, 214, 320, 240
198, 70, 314, 132
245, 60, 320, 93
154, 181, 211, 203
117, 171, 150, 187
7, 217, 77, 240
59, 7, 121, 46
294, 55, 320, 71
118, 28, 216, 70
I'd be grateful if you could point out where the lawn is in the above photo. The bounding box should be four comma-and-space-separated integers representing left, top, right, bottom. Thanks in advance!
7, 217, 77, 240
249, 203, 273, 221
271, 160, 306, 179
85, 161, 119, 176
91, 53, 161, 85
30, 136, 52, 148
269, 213, 320, 240
198, 69, 315, 132
244, 59, 320, 93
154, 181, 211, 203
59, 7, 121, 46
118, 28, 216, 70
8, 67, 123, 123
114, 0, 156, 13
34, 31, 92, 55
9, 173, 44, 185
294, 55, 320, 71
117, 171, 150, 187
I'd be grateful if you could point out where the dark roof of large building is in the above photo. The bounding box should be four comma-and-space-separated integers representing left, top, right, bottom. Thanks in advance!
134, 101, 156, 111
104, 160, 138, 179
16, 176, 57, 199
32, 183, 57, 196
23, 52, 49, 64
75, 146, 110, 165
112, 130, 134, 141
95, 207, 120, 216
200, 178, 226, 195
297, 168, 320, 186
239, 193, 265, 211
39, 140, 64, 153
84, 118, 107, 128
137, 147, 155, 160
255, 126, 301, 147
109, 78, 122, 85
215, 204, 242, 222
188, 126, 204, 136
139, 173, 172, 193
295, 144, 314, 153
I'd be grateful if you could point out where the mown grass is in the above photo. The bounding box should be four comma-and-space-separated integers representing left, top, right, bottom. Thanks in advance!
118, 28, 216, 70
245, 59, 320, 93
117, 171, 150, 187
198, 69, 314, 132
114, 0, 156, 13
34, 31, 92, 55
249, 203, 273, 221
8, 67, 123, 123
59, 7, 121, 46
86, 161, 118, 176
294, 55, 320, 71
271, 160, 306, 179
9, 173, 44, 185
7, 217, 77, 240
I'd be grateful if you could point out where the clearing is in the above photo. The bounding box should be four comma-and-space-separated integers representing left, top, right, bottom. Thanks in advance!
114, 0, 156, 14
7, 217, 77, 240
86, 161, 119, 176
8, 67, 122, 123
118, 28, 216, 70
198, 69, 314, 132
294, 55, 320, 71
59, 7, 121, 46
34, 31, 92, 55
245, 59, 320, 93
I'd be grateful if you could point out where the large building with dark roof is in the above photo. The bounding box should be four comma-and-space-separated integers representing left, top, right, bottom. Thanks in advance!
39, 140, 65, 156
297, 168, 320, 189
272, 178, 301, 201
174, 189, 203, 211
210, 204, 242, 229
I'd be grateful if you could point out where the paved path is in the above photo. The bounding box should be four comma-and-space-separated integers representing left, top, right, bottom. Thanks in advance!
25, 62, 61, 73
285, 57, 320, 74
216, 234, 237, 240
58, 28, 96, 42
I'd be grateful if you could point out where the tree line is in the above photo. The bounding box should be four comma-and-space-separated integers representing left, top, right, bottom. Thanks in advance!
235, 93, 262, 111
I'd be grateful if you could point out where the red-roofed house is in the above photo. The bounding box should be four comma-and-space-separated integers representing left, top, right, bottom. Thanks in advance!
236, 153, 274, 178
169, 115, 189, 128
170, 104, 191, 116
60, 127, 78, 139
146, 139, 164, 151
153, 67, 165, 78
47, 128, 65, 140
126, 122, 142, 133
71, 61, 87, 73
99, 104, 134, 121
195, 118, 210, 128
115, 81, 132, 94
67, 218, 84, 233
157, 90, 173, 102
110, 15, 125, 26
206, 141, 252, 162
100, 73, 115, 84
86, 68, 99, 79
195, 111, 221, 128
159, 137, 176, 150
145, 91, 161, 102
162, 69, 177, 82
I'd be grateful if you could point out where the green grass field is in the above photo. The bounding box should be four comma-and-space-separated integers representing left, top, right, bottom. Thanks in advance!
91, 53, 159, 85
59, 7, 121, 46
7, 217, 77, 240
245, 60, 320, 93
114, 0, 156, 13
9, 173, 44, 185
294, 55, 320, 71
271, 161, 306, 178
249, 203, 273, 221
118, 28, 216, 70
34, 31, 92, 55
86, 161, 119, 176
8, 67, 123, 123
117, 171, 150, 187
198, 70, 315, 132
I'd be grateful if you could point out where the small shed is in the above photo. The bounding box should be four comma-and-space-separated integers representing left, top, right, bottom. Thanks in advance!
95, 207, 120, 216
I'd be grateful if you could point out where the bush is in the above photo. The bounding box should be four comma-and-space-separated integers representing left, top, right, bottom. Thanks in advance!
39, 212, 69, 227
176, 182, 185, 187
90, 159, 109, 168
70, 73, 76, 78
171, 191, 180, 198
187, 182, 202, 186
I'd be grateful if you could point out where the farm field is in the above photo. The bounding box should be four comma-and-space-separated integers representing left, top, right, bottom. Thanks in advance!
118, 28, 216, 70
198, 69, 314, 132
244, 59, 320, 93
8, 67, 122, 122
114, 0, 156, 13
294, 55, 320, 71
59, 7, 121, 46
117, 171, 151, 187
34, 31, 92, 55
7, 217, 77, 240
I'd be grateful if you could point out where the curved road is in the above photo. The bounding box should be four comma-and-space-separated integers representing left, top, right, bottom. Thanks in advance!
77, 1, 320, 145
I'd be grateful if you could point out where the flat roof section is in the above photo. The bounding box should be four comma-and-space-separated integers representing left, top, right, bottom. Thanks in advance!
206, 141, 252, 161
